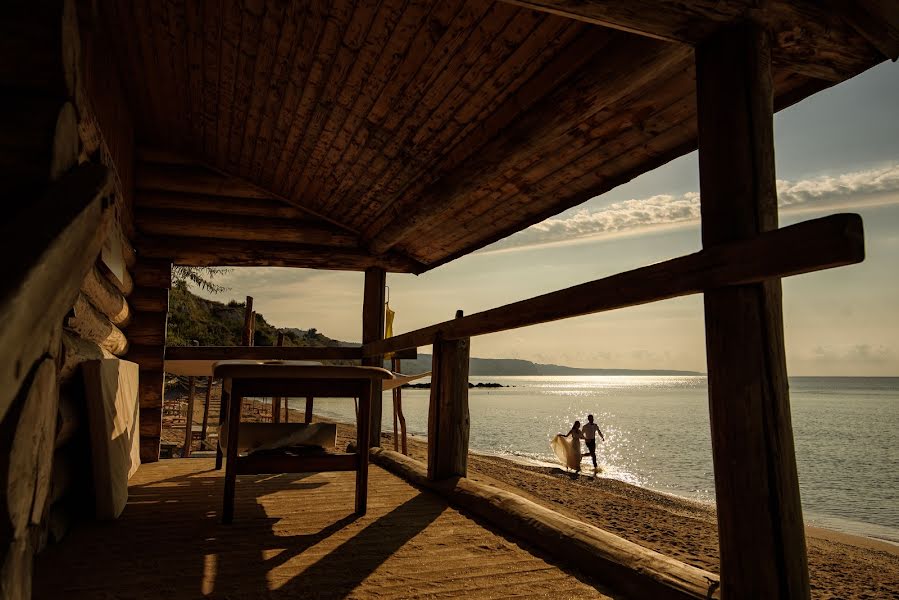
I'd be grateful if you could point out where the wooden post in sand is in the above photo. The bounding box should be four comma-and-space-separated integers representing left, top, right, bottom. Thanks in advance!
272, 332, 284, 423
427, 310, 470, 480
696, 23, 809, 599
181, 376, 196, 458
200, 376, 212, 443
361, 267, 386, 446
392, 357, 408, 455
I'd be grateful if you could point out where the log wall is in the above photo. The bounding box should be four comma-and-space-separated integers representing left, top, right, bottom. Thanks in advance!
0, 3, 139, 598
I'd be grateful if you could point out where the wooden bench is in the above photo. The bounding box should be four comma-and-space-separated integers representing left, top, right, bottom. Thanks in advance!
213, 360, 393, 523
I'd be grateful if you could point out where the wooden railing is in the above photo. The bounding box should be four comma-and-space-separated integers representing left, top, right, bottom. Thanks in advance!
165, 345, 417, 361
362, 213, 863, 357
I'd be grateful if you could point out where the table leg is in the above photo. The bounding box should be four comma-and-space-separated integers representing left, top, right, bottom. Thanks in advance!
355, 382, 371, 516
222, 388, 243, 524
215, 386, 228, 470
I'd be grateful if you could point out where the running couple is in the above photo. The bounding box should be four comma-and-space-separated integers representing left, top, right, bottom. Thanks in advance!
551, 414, 605, 475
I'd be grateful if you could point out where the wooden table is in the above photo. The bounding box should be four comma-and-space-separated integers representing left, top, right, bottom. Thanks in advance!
213, 360, 393, 523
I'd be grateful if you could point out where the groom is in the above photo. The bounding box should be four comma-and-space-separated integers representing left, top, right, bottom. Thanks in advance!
582, 414, 604, 472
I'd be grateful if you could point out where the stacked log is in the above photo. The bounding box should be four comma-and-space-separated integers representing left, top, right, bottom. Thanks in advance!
0, 3, 139, 597
125, 260, 171, 463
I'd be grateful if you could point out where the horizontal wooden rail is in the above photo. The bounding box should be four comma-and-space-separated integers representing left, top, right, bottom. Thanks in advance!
364, 213, 864, 356
165, 345, 417, 362
167, 346, 363, 361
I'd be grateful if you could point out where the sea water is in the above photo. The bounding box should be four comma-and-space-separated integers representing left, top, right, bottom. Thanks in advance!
306, 375, 899, 544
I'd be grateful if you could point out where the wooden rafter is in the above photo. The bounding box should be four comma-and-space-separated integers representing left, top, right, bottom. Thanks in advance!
136, 236, 423, 273
497, 0, 886, 76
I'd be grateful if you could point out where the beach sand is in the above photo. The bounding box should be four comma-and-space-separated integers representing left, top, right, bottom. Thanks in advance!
168, 398, 899, 599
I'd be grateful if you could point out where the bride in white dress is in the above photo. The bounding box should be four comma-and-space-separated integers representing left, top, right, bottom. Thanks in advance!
551, 420, 585, 473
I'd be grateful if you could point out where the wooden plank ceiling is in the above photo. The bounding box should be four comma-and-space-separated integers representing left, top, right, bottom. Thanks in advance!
101, 0, 890, 273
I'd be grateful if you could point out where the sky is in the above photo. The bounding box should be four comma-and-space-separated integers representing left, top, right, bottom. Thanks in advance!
199, 61, 899, 376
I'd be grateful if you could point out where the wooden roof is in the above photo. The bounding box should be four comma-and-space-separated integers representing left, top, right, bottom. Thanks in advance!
100, 1, 895, 273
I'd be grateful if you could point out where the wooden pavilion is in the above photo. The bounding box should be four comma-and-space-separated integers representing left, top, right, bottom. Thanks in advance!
2, 1, 895, 598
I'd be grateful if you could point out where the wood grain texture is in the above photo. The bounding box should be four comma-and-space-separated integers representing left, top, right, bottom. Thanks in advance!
696, 23, 810, 599
82, 359, 141, 519
135, 208, 360, 247
0, 164, 111, 423
426, 336, 470, 480
136, 236, 422, 272
6, 359, 58, 539
364, 213, 864, 355
81, 265, 131, 327
362, 267, 386, 446
66, 293, 129, 356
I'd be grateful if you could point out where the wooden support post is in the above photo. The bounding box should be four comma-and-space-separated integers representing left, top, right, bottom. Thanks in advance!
427, 311, 470, 480
392, 357, 408, 455
361, 267, 386, 447
200, 377, 212, 442
241, 296, 254, 346
125, 259, 170, 463
696, 23, 809, 599
272, 332, 284, 423
304, 396, 313, 424
181, 376, 195, 458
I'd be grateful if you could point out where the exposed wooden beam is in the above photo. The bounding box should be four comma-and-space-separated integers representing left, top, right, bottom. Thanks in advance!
368, 37, 693, 254
136, 162, 273, 199
364, 213, 864, 356
498, 0, 746, 43
362, 267, 387, 446
136, 150, 362, 236
696, 23, 808, 598
136, 236, 423, 273
0, 163, 112, 421
824, 0, 899, 60
135, 190, 314, 220
166, 346, 364, 361
497, 0, 883, 80
134, 209, 360, 247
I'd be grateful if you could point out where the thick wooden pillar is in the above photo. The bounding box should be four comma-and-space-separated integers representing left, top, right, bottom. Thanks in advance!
125, 260, 171, 463
427, 334, 470, 480
181, 376, 195, 458
361, 267, 386, 447
696, 24, 809, 599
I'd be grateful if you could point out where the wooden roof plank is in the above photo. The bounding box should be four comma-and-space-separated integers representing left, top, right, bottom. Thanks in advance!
340, 6, 549, 226
225, 0, 266, 171
292, 0, 430, 209
409, 66, 696, 255
248, 2, 304, 181
258, 2, 324, 188
237, 0, 288, 175
201, 0, 224, 158
338, 3, 521, 224
338, 17, 593, 227
281, 0, 387, 202
184, 0, 206, 153
366, 36, 691, 254
319, 0, 494, 218
311, 0, 470, 217
214, 0, 243, 169
269, 0, 356, 190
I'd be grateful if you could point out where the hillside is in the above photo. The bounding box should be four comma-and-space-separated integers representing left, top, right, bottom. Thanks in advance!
168, 284, 701, 376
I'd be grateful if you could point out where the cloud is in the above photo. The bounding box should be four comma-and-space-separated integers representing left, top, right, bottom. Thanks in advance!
487, 163, 899, 252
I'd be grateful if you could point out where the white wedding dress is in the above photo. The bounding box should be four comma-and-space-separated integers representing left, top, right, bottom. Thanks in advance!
550, 433, 582, 471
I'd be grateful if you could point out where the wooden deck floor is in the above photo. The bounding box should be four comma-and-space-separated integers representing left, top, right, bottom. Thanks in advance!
35, 458, 616, 599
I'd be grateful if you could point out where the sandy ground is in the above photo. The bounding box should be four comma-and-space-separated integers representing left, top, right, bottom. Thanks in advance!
164, 392, 899, 600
